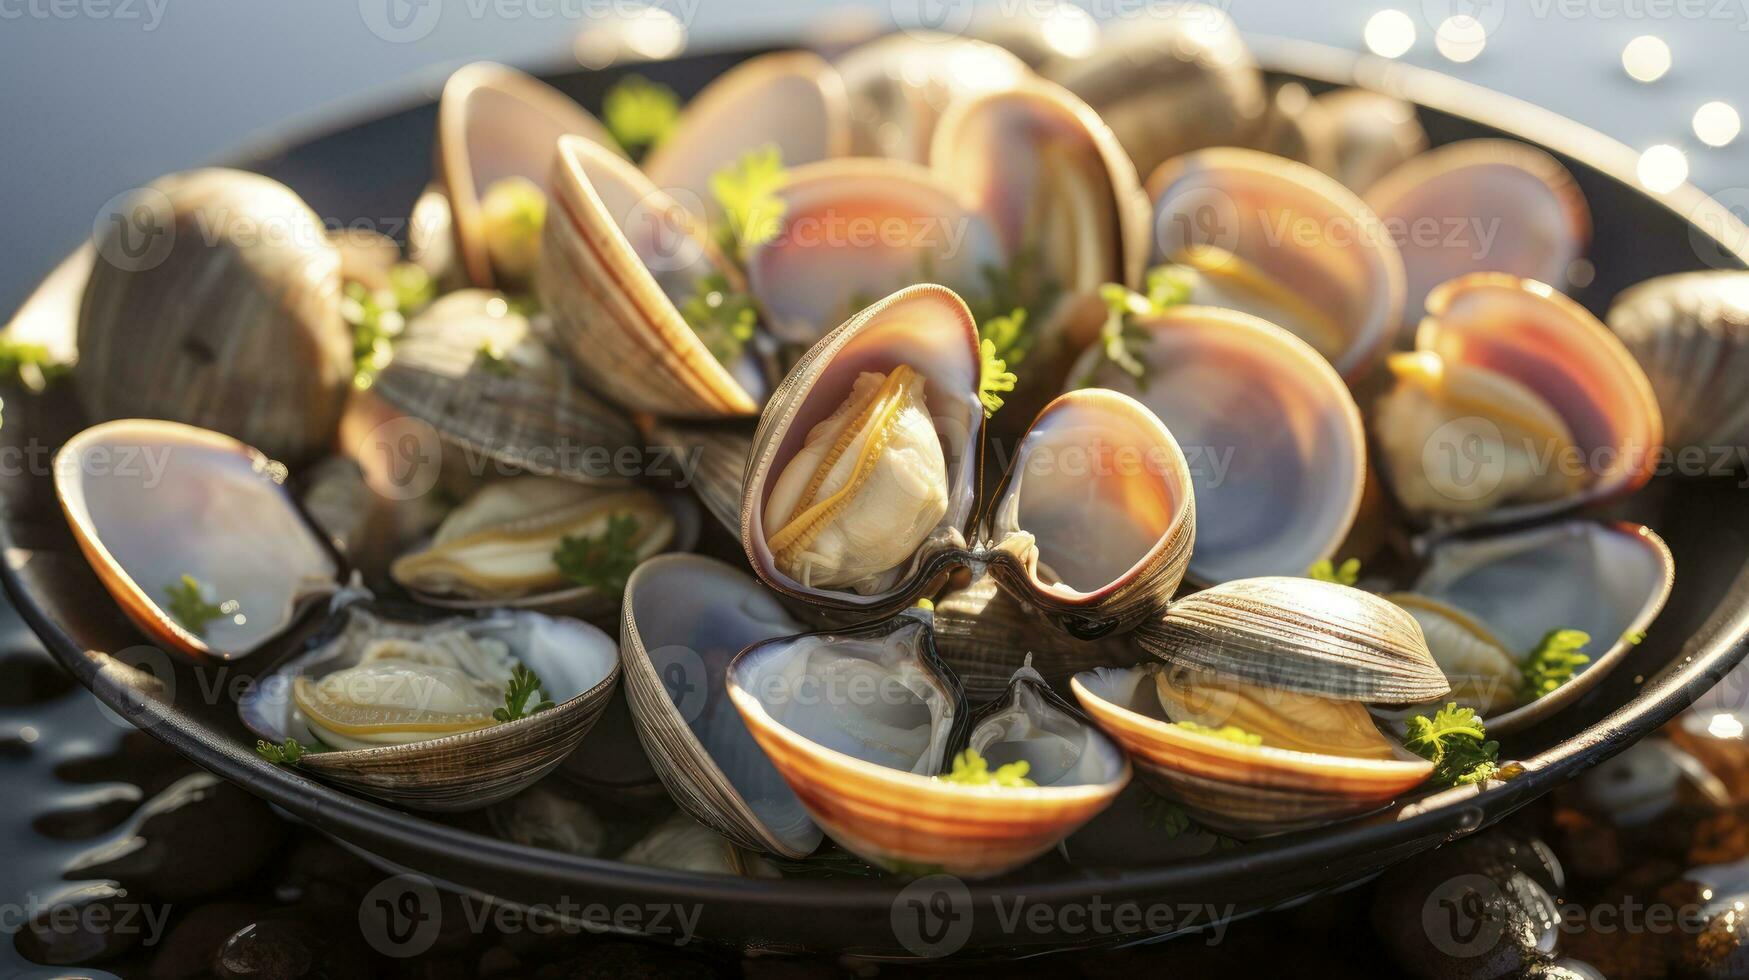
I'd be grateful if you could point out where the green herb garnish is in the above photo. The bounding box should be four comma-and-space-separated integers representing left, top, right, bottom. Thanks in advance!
493, 663, 556, 723
1076, 265, 1196, 389
1307, 558, 1362, 586
602, 74, 680, 156
978, 338, 1018, 418
966, 246, 1060, 368
164, 574, 226, 636
1626, 630, 1646, 646
342, 281, 404, 388
552, 513, 642, 596
1174, 721, 1263, 746
678, 270, 758, 366
0, 336, 69, 392
256, 738, 306, 766
939, 748, 1036, 788
1404, 703, 1501, 787
390, 262, 435, 314
709, 145, 787, 260
480, 177, 547, 286
1519, 628, 1591, 703
475, 342, 513, 376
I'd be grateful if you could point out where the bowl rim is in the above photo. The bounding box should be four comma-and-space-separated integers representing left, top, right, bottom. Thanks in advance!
5, 32, 1749, 941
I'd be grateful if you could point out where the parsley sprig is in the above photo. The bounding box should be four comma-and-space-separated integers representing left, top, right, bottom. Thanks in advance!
602, 75, 680, 156
342, 263, 433, 388
164, 574, 226, 636
678, 271, 758, 366
967, 246, 1060, 369
1307, 558, 1362, 586
938, 748, 1036, 787
1077, 266, 1195, 390
978, 338, 1018, 418
1404, 703, 1501, 786
1519, 628, 1591, 703
256, 738, 307, 766
552, 514, 643, 596
494, 663, 557, 723
709, 145, 787, 262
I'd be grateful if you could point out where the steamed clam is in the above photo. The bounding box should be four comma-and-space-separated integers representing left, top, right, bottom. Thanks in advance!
1314, 89, 1429, 195
239, 605, 619, 810
389, 476, 686, 614
1372, 274, 1662, 523
833, 32, 1030, 164
77, 169, 352, 463
741, 285, 1195, 638
1607, 270, 1749, 458
55, 419, 341, 661
1080, 577, 1449, 835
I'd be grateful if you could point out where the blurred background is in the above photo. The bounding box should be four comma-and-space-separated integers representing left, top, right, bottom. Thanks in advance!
2, 0, 1748, 314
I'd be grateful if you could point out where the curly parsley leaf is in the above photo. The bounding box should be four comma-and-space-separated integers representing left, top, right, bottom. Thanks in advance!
602, 74, 680, 156
1174, 721, 1263, 746
678, 271, 758, 366
978, 338, 1018, 418
493, 663, 557, 723
552, 514, 643, 596
966, 246, 1060, 367
255, 738, 307, 766
1404, 703, 1501, 787
164, 574, 226, 636
710, 145, 787, 261
1519, 628, 1591, 703
1307, 558, 1362, 586
939, 748, 1036, 787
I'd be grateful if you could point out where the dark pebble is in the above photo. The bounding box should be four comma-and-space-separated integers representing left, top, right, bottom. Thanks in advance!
76, 772, 287, 903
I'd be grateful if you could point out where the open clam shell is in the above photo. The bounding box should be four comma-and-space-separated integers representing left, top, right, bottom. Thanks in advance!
728, 614, 1124, 875
1146, 147, 1406, 380
1606, 270, 1749, 457
1390, 520, 1674, 736
1136, 577, 1451, 705
1375, 273, 1663, 525
929, 76, 1150, 367
1043, 4, 1266, 181
834, 32, 1030, 164
539, 135, 766, 418
981, 388, 1196, 638
1364, 139, 1591, 331
76, 169, 352, 464
1069, 305, 1366, 584
620, 554, 821, 858
435, 62, 616, 289
389, 476, 698, 617
1072, 662, 1434, 837
743, 158, 1005, 347
643, 51, 851, 210
54, 420, 341, 661
741, 285, 985, 619
368, 290, 641, 484
239, 606, 618, 810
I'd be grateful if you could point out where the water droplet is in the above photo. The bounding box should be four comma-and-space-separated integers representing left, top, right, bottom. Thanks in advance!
1637, 144, 1688, 193
1364, 10, 1417, 59
1694, 101, 1741, 147
1623, 35, 1671, 83
1435, 15, 1486, 63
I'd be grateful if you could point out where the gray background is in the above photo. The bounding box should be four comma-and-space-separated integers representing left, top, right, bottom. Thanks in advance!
1, 0, 1747, 312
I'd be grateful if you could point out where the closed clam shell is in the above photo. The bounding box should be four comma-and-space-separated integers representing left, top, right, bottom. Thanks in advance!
642, 418, 754, 535
1068, 305, 1365, 585
54, 419, 340, 661
77, 169, 351, 464
1146, 147, 1405, 380
1365, 139, 1591, 333
982, 388, 1196, 639
1314, 89, 1428, 195
1606, 270, 1749, 456
1136, 577, 1450, 705
620, 554, 821, 858
643, 50, 851, 210
1246, 82, 1336, 173
540, 135, 766, 418
369, 290, 641, 484
932, 573, 1145, 702
1043, 4, 1266, 180
1072, 663, 1434, 837
743, 158, 1006, 346
1393, 520, 1673, 736
239, 606, 619, 811
741, 285, 984, 619
1390, 273, 1663, 525
834, 32, 1030, 163
435, 62, 616, 289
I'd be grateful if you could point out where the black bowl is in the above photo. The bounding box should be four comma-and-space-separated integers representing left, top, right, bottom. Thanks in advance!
4, 36, 1749, 958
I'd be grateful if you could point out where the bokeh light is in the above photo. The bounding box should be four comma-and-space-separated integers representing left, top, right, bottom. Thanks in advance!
1694, 101, 1742, 147
1637, 144, 1688, 193
1622, 35, 1671, 83
1364, 10, 1416, 59
1434, 15, 1487, 63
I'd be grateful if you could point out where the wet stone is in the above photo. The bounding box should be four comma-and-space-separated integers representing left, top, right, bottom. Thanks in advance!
77, 772, 286, 903
214, 911, 375, 980
11, 882, 146, 967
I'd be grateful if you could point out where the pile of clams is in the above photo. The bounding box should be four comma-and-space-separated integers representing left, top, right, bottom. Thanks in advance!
31, 2, 1730, 879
